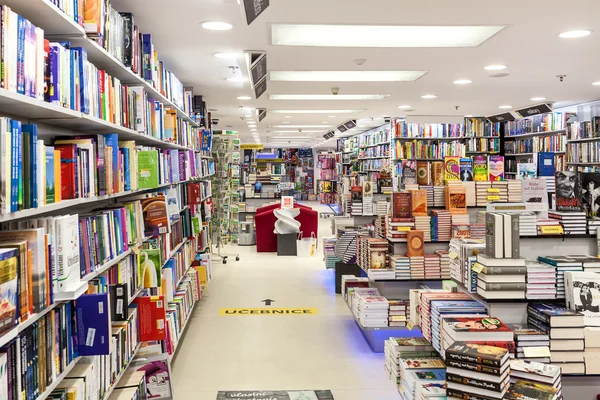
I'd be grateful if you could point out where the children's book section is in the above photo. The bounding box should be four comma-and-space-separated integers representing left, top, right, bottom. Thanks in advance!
325, 109, 600, 399
0, 2, 216, 399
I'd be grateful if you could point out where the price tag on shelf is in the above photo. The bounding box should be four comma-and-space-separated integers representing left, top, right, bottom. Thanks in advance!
471, 263, 484, 273
540, 226, 564, 235
487, 188, 500, 193
406, 321, 415, 331
397, 226, 411, 232
487, 195, 500, 201
448, 251, 459, 259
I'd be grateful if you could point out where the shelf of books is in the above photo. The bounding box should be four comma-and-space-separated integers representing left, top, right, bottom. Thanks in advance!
318, 153, 339, 205
0, 2, 215, 399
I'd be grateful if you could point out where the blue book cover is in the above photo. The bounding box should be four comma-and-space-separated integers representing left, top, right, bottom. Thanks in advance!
49, 45, 61, 104
76, 293, 111, 356
142, 34, 153, 81
71, 47, 90, 114
16, 16, 25, 95
69, 49, 76, 110
10, 120, 20, 212
537, 152, 555, 176
22, 125, 38, 208
103, 134, 119, 194
121, 148, 130, 191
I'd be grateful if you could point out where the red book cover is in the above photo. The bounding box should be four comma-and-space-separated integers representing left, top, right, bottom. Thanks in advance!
187, 183, 201, 205
54, 144, 78, 199
392, 192, 411, 218
134, 295, 167, 341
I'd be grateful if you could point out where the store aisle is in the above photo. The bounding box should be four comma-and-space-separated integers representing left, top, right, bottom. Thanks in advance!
171, 203, 398, 400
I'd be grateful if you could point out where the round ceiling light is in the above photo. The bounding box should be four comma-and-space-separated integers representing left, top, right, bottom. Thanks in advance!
398, 105, 411, 109
593, 82, 600, 86
484, 64, 507, 71
559, 30, 592, 38
201, 21, 233, 31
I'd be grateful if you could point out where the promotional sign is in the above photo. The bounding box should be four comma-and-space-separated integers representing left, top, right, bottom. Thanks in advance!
242, 0, 270, 25
487, 112, 516, 123
240, 144, 264, 150
515, 103, 553, 118
281, 196, 294, 209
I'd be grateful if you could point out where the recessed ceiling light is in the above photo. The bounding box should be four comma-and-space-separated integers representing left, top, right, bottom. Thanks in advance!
214, 52, 240, 59
201, 21, 233, 31
284, 116, 292, 118
271, 110, 361, 114
421, 94, 437, 99
244, 114, 253, 118
593, 82, 600, 86
453, 79, 472, 85
282, 121, 290, 124
530, 97, 546, 101
250, 128, 258, 131
237, 96, 251, 100
398, 105, 411, 109
271, 24, 505, 47
499, 105, 512, 109
270, 71, 426, 82
329, 115, 336, 118
247, 122, 257, 126
269, 94, 389, 100
227, 77, 246, 82
271, 125, 333, 128
559, 30, 592, 38
485, 64, 507, 71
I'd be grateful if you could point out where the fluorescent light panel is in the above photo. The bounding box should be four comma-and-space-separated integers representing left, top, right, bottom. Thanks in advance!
270, 125, 333, 128
270, 110, 360, 114
269, 94, 389, 100
269, 130, 326, 133
271, 24, 505, 48
270, 70, 426, 82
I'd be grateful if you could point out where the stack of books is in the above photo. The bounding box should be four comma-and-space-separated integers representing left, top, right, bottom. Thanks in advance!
588, 218, 600, 235
375, 200, 389, 215
474, 254, 527, 300
436, 250, 451, 279
442, 316, 514, 357
388, 300, 409, 327
384, 337, 437, 386
323, 237, 338, 269
410, 256, 426, 279
476, 181, 492, 206
362, 195, 374, 216
448, 238, 486, 292
375, 215, 387, 239
353, 293, 390, 327
433, 185, 445, 207
419, 291, 473, 344
431, 210, 452, 242
415, 215, 432, 242
470, 224, 486, 239
584, 327, 600, 374
536, 218, 562, 235
462, 181, 476, 206
421, 185, 434, 207
446, 342, 511, 399
398, 358, 447, 400
518, 212, 538, 236
525, 260, 557, 299
508, 360, 561, 399
537, 256, 583, 299
357, 237, 388, 271
571, 255, 600, 272
545, 175, 556, 194
390, 255, 411, 279
367, 269, 395, 280
510, 324, 551, 363
429, 299, 488, 353
451, 214, 470, 228
507, 180, 523, 202
341, 275, 369, 300
548, 210, 587, 235
491, 181, 509, 202
527, 303, 585, 374
387, 217, 415, 242
424, 255, 442, 279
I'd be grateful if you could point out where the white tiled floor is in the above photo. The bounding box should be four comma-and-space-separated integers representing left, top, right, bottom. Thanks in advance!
170, 202, 399, 399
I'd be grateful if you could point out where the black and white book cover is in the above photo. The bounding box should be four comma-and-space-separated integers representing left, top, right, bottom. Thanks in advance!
565, 271, 600, 326
581, 173, 600, 218
555, 171, 582, 211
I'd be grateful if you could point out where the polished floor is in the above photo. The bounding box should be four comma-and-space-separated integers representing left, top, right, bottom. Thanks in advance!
171, 202, 399, 399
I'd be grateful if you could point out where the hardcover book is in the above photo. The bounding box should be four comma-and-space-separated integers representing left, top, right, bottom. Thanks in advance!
443, 317, 513, 341
445, 341, 508, 367
45, 146, 55, 204
76, 293, 111, 355
141, 196, 170, 237
0, 249, 18, 335
445, 185, 467, 214
473, 156, 489, 181
504, 380, 557, 400
537, 152, 555, 176
555, 170, 582, 211
392, 192, 412, 218
417, 161, 430, 185
581, 173, 600, 218
565, 271, 600, 327
54, 144, 78, 199
401, 160, 417, 185
517, 163, 537, 179
351, 186, 362, 203
460, 158, 474, 181
488, 156, 505, 181
109, 284, 129, 321
410, 190, 428, 216
431, 161, 444, 186
444, 156, 460, 182
407, 230, 425, 257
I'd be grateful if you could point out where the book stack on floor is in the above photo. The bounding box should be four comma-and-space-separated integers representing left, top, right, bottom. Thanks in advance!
476, 181, 492, 206
352, 291, 389, 327
527, 303, 585, 374
474, 254, 527, 300
525, 260, 557, 299
430, 210, 452, 242
388, 300, 409, 327
507, 180, 523, 202
384, 337, 438, 386
390, 255, 411, 279
537, 256, 583, 299
548, 210, 587, 235
509, 324, 551, 363
441, 316, 515, 358
429, 299, 488, 353
445, 342, 511, 399
387, 217, 415, 243
508, 360, 561, 400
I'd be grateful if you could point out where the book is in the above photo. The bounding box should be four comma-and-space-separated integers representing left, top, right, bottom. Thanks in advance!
141, 195, 170, 237
401, 160, 417, 185
581, 173, 600, 218
76, 293, 111, 355
446, 341, 508, 367
443, 317, 513, 342
564, 271, 600, 326
0, 249, 18, 335
444, 156, 460, 182
431, 162, 444, 186
509, 359, 560, 384
485, 213, 503, 258
392, 192, 412, 218
517, 163, 537, 179
473, 156, 488, 181
504, 380, 557, 400
410, 190, 427, 216
54, 144, 78, 199
527, 303, 584, 327
537, 152, 555, 176
138, 150, 159, 189
555, 170, 582, 211
488, 156, 504, 181
407, 230, 425, 257
134, 296, 167, 341
460, 158, 474, 181
416, 161, 430, 185
521, 178, 549, 212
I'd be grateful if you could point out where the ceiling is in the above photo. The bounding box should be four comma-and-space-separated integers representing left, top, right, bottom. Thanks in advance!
112, 0, 600, 148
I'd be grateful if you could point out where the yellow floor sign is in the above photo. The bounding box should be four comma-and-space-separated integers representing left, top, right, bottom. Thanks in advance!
219, 308, 318, 315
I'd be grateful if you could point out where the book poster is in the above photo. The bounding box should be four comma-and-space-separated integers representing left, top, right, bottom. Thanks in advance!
217, 391, 335, 400
569, 273, 600, 326
555, 171, 582, 211
582, 173, 600, 217
521, 178, 548, 213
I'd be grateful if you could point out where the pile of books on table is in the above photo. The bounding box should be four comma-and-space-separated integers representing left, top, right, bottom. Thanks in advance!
414, 215, 432, 242
384, 337, 437, 385
398, 357, 446, 400
352, 291, 389, 328
548, 210, 587, 235
431, 210, 451, 242
446, 341, 510, 399
474, 254, 527, 300
518, 212, 538, 236
390, 255, 411, 279
507, 360, 561, 400
525, 260, 557, 299
368, 269, 395, 280
441, 316, 515, 358
388, 300, 409, 327
537, 255, 583, 299
387, 217, 414, 242
375, 215, 387, 239
433, 185, 445, 207
510, 323, 551, 363
508, 180, 523, 202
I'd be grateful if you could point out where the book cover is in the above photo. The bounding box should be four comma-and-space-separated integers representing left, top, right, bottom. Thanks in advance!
537, 152, 555, 177
411, 190, 427, 216
488, 156, 505, 181
109, 284, 129, 322
431, 161, 444, 186
134, 360, 172, 399
103, 134, 119, 193
54, 150, 62, 202
446, 372, 507, 393
54, 144, 78, 200
407, 230, 425, 257
445, 359, 505, 377
0, 241, 29, 322
444, 156, 460, 182
75, 293, 110, 356
138, 150, 159, 189
565, 272, 600, 327
351, 186, 362, 203
362, 181, 374, 197
392, 192, 411, 218
401, 160, 417, 185
446, 186, 467, 214
446, 341, 508, 367
141, 195, 170, 237
517, 163, 537, 179
0, 249, 18, 335
416, 161, 430, 185
555, 170, 582, 211
460, 158, 474, 181
44, 146, 55, 205
485, 213, 503, 258
581, 173, 600, 218
134, 296, 167, 341
504, 380, 557, 400
473, 156, 489, 181
521, 178, 548, 212
141, 248, 162, 289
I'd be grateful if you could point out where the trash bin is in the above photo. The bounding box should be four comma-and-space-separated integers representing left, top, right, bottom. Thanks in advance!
277, 233, 297, 256
239, 222, 256, 246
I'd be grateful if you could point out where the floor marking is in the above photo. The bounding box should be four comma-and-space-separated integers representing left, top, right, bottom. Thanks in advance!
217, 390, 334, 399
219, 308, 318, 316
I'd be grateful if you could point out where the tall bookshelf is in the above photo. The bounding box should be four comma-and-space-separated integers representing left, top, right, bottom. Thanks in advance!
0, 2, 213, 399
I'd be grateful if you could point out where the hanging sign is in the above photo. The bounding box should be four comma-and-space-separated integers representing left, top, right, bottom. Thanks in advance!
486, 112, 516, 123
242, 0, 270, 25
240, 144, 264, 150
258, 108, 267, 122
515, 103, 553, 118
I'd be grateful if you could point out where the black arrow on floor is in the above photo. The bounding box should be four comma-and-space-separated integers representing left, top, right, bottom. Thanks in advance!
261, 299, 275, 306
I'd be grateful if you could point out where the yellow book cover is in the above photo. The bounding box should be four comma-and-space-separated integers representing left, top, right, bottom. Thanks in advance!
195, 265, 208, 288
444, 156, 461, 182
53, 150, 61, 202
83, 0, 101, 35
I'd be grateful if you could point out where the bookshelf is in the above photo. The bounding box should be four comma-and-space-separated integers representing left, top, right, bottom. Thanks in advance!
504, 129, 566, 139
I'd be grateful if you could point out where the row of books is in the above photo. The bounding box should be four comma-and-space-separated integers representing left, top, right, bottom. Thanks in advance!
357, 143, 390, 159
392, 141, 466, 160
465, 136, 500, 153
357, 129, 391, 148
358, 158, 391, 172
464, 117, 501, 138
567, 141, 600, 163
567, 119, 600, 140
504, 136, 567, 154
505, 112, 569, 136
392, 122, 465, 138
